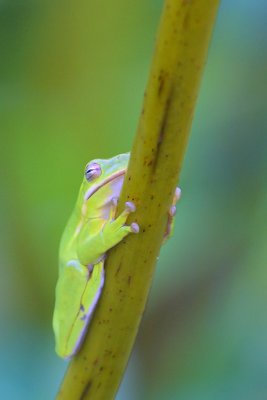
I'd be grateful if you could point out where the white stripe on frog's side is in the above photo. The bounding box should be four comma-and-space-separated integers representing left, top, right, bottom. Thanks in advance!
81, 202, 87, 217
66, 259, 83, 272
74, 221, 83, 235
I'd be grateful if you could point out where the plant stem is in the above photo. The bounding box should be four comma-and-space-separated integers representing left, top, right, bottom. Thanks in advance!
57, 0, 220, 398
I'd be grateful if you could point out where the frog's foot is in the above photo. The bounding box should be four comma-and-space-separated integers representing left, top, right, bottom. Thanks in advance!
164, 187, 181, 240
111, 201, 139, 234
103, 201, 139, 247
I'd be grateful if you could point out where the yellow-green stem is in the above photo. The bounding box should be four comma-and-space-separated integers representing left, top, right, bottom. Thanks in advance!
57, 0, 220, 398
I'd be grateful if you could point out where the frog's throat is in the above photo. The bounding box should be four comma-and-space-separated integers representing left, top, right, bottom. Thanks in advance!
84, 169, 126, 201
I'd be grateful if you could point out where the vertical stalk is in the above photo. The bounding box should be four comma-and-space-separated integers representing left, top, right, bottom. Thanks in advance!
57, 0, 220, 398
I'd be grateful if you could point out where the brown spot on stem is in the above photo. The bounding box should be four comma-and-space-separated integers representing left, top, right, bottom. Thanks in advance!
115, 263, 122, 276
152, 86, 174, 172
157, 69, 166, 96
183, 10, 190, 29
79, 380, 92, 400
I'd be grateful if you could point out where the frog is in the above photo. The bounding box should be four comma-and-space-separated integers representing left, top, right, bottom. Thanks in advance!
52, 152, 181, 359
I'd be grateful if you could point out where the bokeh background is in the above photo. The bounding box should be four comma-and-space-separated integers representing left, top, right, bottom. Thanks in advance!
1, 0, 267, 398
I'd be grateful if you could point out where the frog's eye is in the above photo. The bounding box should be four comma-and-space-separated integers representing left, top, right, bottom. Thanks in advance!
85, 163, 102, 182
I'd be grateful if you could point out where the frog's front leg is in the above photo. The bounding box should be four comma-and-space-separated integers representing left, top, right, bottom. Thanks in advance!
77, 201, 139, 266
163, 187, 181, 242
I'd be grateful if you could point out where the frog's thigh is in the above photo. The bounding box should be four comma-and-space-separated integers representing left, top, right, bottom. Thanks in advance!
80, 262, 105, 318
55, 263, 88, 323
54, 263, 89, 357
66, 262, 105, 355
56, 262, 105, 358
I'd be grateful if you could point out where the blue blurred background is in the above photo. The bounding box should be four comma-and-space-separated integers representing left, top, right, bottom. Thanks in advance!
1, 0, 267, 398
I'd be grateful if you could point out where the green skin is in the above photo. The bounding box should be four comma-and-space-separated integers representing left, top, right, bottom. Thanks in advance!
53, 153, 180, 359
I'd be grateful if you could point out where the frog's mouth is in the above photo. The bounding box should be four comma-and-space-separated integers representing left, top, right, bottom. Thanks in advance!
84, 168, 126, 201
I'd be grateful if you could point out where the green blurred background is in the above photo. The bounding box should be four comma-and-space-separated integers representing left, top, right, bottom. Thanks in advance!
1, 0, 267, 398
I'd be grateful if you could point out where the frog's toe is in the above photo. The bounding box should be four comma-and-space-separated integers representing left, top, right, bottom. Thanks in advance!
174, 187, 181, 202
169, 205, 176, 217
130, 222, 139, 233
125, 201, 136, 213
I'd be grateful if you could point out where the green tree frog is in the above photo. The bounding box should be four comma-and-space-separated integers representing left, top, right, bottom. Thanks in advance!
53, 152, 181, 359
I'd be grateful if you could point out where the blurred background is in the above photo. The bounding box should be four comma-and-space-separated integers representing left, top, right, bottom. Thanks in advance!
0, 0, 267, 398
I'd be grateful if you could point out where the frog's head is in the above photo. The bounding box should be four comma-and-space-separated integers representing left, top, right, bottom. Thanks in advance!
80, 152, 130, 202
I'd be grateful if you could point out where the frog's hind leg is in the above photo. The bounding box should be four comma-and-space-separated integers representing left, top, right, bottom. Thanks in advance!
66, 261, 105, 358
